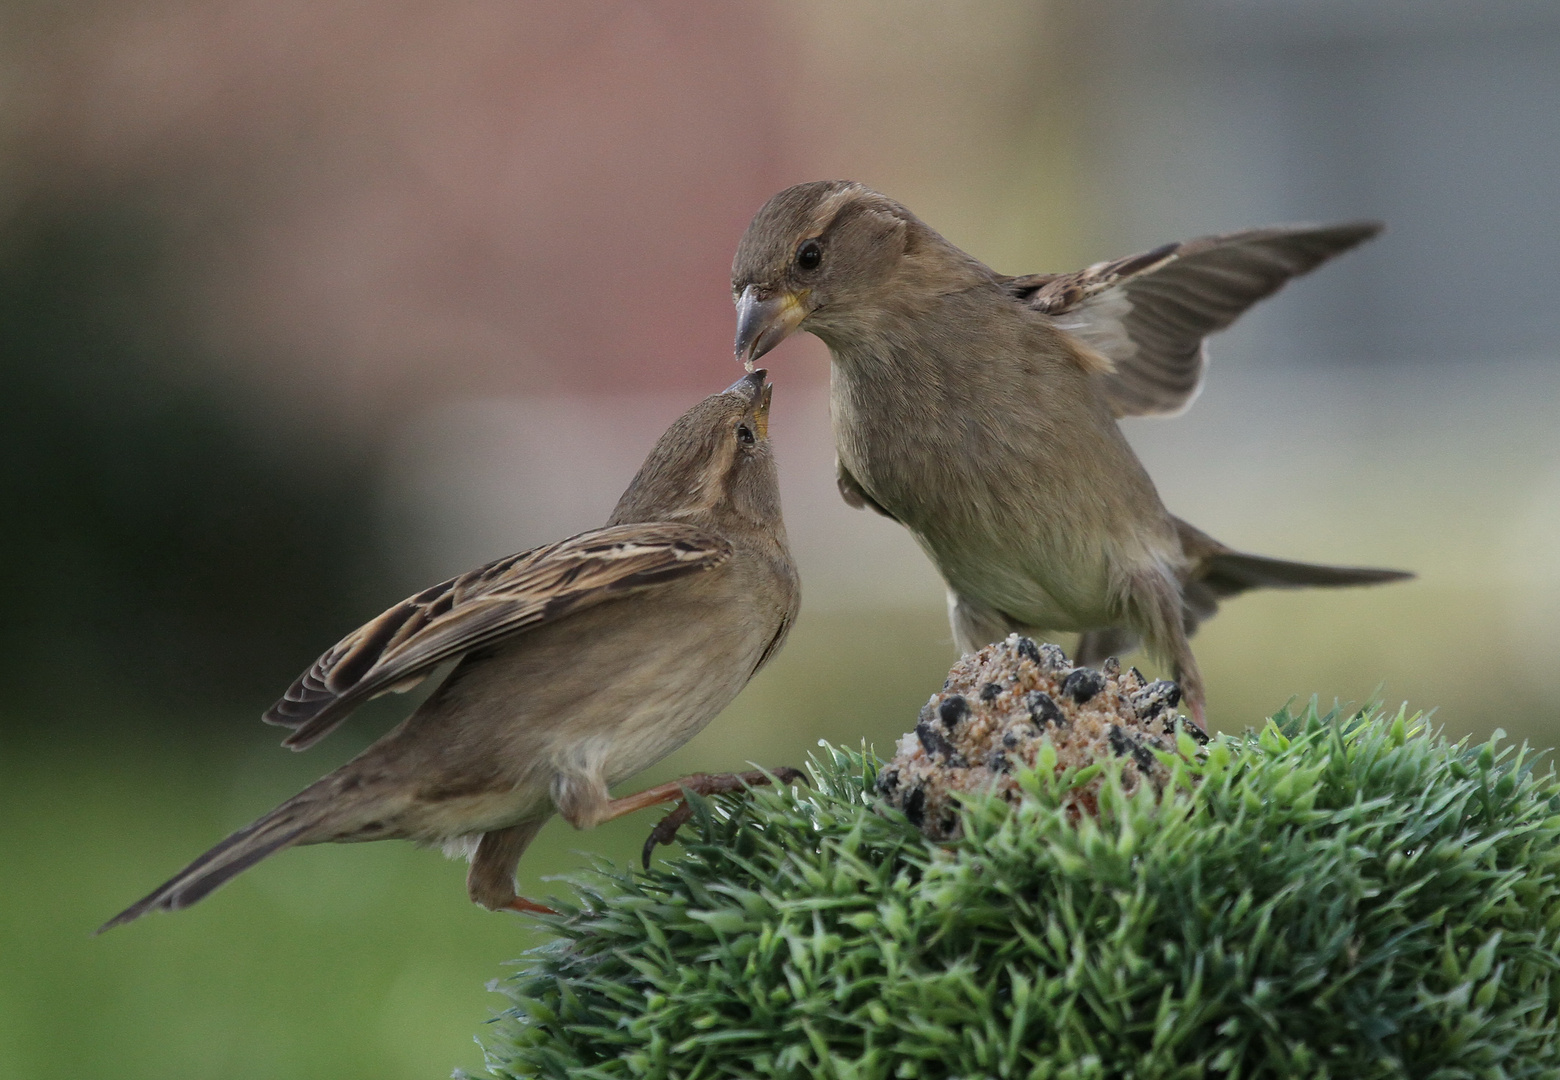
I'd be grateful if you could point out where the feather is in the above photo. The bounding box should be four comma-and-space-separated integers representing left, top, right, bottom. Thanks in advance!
263, 522, 731, 750
1008, 222, 1382, 417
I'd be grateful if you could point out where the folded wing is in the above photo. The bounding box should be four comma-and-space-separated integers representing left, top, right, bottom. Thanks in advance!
264, 522, 731, 750
1008, 221, 1382, 417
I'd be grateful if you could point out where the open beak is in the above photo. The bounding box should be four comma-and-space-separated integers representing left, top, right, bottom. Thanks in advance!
733, 285, 808, 370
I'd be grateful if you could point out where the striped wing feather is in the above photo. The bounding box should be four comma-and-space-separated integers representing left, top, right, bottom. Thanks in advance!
1007, 221, 1382, 417
264, 522, 731, 749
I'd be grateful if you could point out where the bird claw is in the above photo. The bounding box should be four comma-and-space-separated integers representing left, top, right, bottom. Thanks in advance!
640, 766, 807, 869
641, 801, 696, 868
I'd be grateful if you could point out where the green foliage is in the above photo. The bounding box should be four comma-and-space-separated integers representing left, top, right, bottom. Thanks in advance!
477, 705, 1560, 1079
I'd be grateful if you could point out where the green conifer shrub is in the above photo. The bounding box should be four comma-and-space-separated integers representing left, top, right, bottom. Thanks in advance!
474, 705, 1560, 1078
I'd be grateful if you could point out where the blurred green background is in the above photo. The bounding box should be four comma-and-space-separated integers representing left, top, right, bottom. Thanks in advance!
4, 2, 1559, 1077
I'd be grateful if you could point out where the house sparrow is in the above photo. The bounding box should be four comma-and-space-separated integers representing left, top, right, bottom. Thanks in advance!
730, 181, 1411, 725
99, 370, 800, 931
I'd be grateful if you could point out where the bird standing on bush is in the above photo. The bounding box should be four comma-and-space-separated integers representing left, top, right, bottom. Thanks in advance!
100, 370, 800, 931
731, 181, 1411, 725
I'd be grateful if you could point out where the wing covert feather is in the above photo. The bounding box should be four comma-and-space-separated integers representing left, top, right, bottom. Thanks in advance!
264, 522, 731, 749
1007, 221, 1381, 417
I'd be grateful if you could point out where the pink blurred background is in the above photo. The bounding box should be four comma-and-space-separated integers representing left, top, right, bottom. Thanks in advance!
5, 3, 1559, 1078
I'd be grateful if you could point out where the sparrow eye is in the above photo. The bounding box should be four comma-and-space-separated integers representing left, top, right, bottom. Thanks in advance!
795, 240, 822, 272
736, 423, 756, 445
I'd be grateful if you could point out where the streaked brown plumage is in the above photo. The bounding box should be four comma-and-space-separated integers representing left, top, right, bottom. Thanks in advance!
731, 180, 1411, 725
100, 370, 799, 932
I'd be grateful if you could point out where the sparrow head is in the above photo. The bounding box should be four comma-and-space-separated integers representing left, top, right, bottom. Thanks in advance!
609, 369, 782, 529
731, 180, 922, 367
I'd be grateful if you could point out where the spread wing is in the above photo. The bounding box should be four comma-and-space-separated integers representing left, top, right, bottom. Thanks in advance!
1007, 221, 1382, 417
265, 522, 731, 750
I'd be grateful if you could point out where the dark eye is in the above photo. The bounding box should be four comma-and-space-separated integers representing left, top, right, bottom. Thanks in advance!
795, 240, 822, 272
736, 423, 755, 445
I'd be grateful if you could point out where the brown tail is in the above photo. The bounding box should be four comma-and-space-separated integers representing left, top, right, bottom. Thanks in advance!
1198, 551, 1414, 597
1076, 527, 1411, 697
1173, 516, 1412, 633
96, 798, 323, 934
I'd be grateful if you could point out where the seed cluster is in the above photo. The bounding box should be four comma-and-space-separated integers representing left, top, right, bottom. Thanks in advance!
876, 634, 1205, 839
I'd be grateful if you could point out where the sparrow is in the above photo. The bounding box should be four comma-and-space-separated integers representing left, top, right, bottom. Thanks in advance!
730, 180, 1411, 725
100, 370, 800, 931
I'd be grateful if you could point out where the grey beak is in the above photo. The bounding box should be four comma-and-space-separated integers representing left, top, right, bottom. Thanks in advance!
724, 367, 768, 400
733, 285, 807, 369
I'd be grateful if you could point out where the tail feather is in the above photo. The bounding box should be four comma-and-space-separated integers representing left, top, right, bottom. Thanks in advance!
1079, 524, 1414, 666
96, 803, 318, 934
1199, 551, 1414, 599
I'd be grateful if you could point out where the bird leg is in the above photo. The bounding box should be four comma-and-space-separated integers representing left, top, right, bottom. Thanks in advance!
467, 820, 556, 915
947, 589, 1020, 656
503, 895, 559, 916
1074, 627, 1141, 669
1127, 569, 1209, 731
593, 768, 807, 868
1163, 629, 1207, 731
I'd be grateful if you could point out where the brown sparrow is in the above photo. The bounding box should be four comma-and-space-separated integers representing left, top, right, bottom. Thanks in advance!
100, 370, 799, 931
730, 181, 1410, 725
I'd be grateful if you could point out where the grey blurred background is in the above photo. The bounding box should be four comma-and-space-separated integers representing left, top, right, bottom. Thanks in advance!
3, 2, 1557, 1077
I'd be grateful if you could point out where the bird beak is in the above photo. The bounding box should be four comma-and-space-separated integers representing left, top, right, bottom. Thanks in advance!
724, 367, 767, 400
734, 285, 808, 371
755, 380, 773, 440
724, 368, 771, 439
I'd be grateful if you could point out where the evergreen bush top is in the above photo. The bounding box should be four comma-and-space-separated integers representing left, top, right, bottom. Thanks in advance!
476, 705, 1560, 1079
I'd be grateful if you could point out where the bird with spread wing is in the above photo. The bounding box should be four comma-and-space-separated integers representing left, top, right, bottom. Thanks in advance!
731, 181, 1411, 726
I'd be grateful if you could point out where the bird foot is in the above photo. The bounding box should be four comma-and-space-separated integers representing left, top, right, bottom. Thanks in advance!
640, 767, 806, 868
503, 896, 559, 916
1188, 699, 1207, 732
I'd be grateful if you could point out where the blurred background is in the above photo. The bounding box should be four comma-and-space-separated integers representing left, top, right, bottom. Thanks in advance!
4, 1, 1558, 1076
